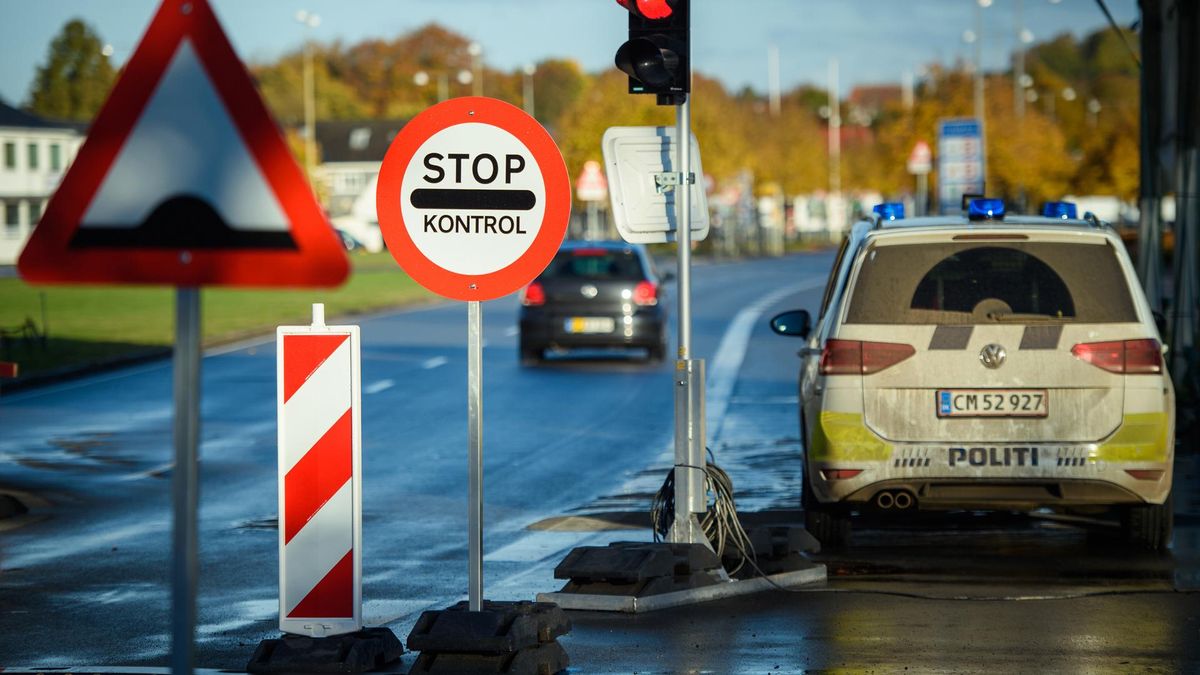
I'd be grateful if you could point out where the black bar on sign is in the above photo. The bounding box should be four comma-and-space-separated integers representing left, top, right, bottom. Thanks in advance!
410, 188, 536, 211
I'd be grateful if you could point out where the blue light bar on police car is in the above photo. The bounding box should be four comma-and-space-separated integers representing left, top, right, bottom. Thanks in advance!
1041, 201, 1078, 219
872, 202, 905, 221
967, 198, 1006, 221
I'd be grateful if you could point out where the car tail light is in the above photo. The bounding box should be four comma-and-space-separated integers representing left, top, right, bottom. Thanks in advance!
1126, 469, 1165, 481
633, 281, 658, 306
819, 339, 914, 375
820, 469, 863, 480
520, 281, 545, 306
1071, 339, 1162, 374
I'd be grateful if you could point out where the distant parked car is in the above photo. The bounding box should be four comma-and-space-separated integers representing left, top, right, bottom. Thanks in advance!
771, 200, 1175, 551
518, 241, 670, 365
336, 229, 364, 253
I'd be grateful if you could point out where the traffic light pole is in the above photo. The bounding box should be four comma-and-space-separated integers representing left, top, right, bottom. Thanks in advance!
669, 92, 707, 546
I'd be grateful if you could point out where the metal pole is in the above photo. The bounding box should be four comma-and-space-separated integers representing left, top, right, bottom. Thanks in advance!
1172, 150, 1199, 385
1137, 0, 1163, 310
467, 300, 483, 611
827, 58, 841, 197
522, 66, 536, 117
670, 90, 706, 545
676, 100, 692, 371
916, 172, 928, 217
303, 40, 316, 183
974, 2, 985, 125
587, 200, 598, 240
767, 45, 781, 117
1014, 0, 1025, 120
171, 287, 201, 674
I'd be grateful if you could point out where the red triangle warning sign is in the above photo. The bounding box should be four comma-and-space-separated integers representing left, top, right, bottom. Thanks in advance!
17, 0, 348, 287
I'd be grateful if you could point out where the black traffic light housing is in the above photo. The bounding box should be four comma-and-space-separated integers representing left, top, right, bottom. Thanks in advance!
614, 0, 689, 105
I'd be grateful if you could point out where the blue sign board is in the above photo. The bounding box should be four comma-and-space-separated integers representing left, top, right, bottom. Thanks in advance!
937, 118, 986, 214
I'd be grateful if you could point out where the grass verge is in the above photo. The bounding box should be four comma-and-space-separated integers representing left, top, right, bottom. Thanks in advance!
0, 253, 435, 380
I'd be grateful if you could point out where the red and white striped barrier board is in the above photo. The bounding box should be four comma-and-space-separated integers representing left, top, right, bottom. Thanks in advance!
276, 305, 362, 637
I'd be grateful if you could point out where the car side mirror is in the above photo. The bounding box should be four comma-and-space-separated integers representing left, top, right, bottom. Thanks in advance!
770, 309, 811, 339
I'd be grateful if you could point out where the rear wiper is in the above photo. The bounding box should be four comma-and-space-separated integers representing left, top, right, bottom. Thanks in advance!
986, 311, 1068, 323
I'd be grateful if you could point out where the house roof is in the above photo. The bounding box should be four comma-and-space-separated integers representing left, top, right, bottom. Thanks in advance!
315, 119, 409, 164
0, 99, 84, 132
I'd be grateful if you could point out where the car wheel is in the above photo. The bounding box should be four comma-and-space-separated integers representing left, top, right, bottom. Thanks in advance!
647, 341, 667, 363
519, 340, 543, 367
1122, 494, 1172, 552
802, 467, 851, 549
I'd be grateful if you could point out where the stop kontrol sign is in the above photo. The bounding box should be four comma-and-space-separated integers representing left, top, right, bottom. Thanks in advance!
376, 97, 570, 301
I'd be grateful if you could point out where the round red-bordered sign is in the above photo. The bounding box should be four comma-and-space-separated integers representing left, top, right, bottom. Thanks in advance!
376, 97, 570, 302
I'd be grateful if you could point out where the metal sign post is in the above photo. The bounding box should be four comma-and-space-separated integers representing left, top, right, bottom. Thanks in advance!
171, 286, 201, 674
669, 69, 707, 546
467, 300, 484, 611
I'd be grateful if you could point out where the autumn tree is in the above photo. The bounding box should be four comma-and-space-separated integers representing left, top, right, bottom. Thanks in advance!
26, 19, 116, 121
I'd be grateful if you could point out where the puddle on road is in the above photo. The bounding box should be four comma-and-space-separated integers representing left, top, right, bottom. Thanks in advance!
236, 516, 278, 530
811, 512, 1182, 598
8, 432, 143, 474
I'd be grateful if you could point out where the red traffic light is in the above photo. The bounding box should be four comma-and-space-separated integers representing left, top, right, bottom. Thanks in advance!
615, 0, 674, 20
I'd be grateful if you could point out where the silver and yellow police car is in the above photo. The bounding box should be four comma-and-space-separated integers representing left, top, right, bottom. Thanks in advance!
771, 199, 1174, 551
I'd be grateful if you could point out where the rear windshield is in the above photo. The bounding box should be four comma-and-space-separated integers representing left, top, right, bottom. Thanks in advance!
542, 248, 645, 281
845, 241, 1138, 324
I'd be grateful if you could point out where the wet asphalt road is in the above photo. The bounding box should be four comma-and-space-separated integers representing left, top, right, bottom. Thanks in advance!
3, 251, 1200, 672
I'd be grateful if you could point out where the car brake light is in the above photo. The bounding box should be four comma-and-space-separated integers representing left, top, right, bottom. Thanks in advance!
820, 339, 914, 375
1071, 339, 1162, 374
633, 281, 658, 306
1126, 469, 1165, 481
820, 469, 863, 480
520, 281, 545, 306
1124, 338, 1164, 374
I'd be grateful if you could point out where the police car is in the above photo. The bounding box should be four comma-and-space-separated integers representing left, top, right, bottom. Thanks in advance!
770, 199, 1174, 550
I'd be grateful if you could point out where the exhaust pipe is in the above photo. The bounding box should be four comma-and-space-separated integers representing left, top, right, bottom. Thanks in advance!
893, 491, 914, 510
875, 491, 895, 510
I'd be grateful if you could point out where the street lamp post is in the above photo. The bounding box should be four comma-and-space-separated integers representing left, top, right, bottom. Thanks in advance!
974, 0, 990, 125
522, 63, 536, 117
295, 9, 320, 185
1014, 1, 1034, 120
467, 42, 483, 97
414, 69, 472, 102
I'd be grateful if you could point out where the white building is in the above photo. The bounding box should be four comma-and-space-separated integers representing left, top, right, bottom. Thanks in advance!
315, 119, 407, 252
0, 101, 84, 265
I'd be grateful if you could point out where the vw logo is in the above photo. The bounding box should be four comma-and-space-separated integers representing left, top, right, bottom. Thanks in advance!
979, 343, 1007, 369
580, 284, 598, 298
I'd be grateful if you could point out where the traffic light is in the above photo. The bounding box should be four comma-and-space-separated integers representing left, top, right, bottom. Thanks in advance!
614, 0, 689, 105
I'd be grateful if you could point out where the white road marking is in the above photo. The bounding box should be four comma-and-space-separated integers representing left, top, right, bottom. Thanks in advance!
705, 276, 825, 441
422, 356, 449, 369
364, 379, 395, 394
504, 326, 519, 337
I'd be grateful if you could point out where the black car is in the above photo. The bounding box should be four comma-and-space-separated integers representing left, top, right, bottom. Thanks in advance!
518, 241, 670, 364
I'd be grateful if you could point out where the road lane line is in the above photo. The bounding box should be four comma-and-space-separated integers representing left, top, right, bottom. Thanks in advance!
364, 379, 395, 394
422, 356, 449, 369
705, 276, 825, 442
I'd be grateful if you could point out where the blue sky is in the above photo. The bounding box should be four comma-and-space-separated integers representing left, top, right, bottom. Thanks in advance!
0, 0, 1138, 107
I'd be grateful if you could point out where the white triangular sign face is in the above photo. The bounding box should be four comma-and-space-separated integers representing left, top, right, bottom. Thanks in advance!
77, 39, 291, 248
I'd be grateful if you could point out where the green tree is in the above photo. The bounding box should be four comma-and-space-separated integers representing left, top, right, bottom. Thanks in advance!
26, 18, 116, 121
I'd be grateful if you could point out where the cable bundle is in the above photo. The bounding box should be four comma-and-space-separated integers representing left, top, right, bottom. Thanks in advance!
650, 452, 757, 575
